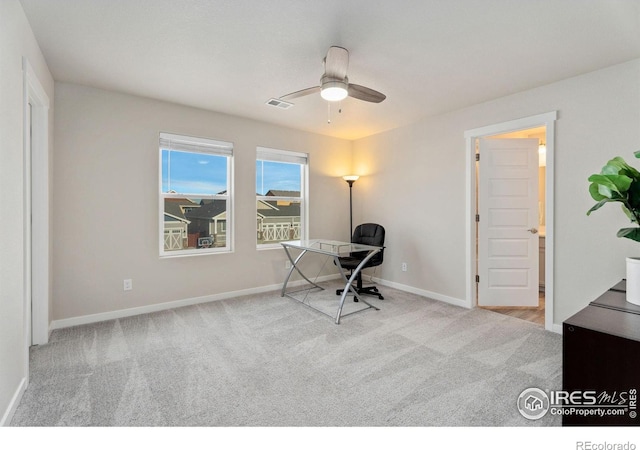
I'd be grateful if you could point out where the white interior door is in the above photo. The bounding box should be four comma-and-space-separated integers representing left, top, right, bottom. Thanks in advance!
478, 138, 539, 307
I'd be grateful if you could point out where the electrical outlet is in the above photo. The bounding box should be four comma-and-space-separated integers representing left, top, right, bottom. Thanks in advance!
285, 260, 291, 269
401, 262, 408, 272
123, 279, 133, 291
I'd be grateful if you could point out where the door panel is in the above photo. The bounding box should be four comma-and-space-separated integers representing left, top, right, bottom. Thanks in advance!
478, 138, 539, 307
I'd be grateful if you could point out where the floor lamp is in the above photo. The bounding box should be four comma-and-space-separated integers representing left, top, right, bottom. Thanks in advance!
343, 175, 359, 239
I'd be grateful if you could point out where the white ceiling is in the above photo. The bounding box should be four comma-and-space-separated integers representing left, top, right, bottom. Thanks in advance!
20, 0, 640, 140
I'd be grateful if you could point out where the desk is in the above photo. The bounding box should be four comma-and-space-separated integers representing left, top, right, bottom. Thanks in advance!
280, 239, 382, 324
562, 280, 640, 426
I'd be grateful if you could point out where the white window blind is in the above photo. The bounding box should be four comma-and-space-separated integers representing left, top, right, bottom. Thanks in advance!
257, 147, 307, 164
160, 132, 233, 156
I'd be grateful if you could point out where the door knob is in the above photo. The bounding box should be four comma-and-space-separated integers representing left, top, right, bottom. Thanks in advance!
527, 228, 538, 234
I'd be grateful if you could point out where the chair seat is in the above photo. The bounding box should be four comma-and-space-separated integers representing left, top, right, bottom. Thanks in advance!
337, 256, 363, 270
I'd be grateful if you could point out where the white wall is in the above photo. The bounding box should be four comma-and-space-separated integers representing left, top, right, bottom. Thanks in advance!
52, 83, 352, 322
353, 59, 640, 326
0, 0, 54, 425
53, 60, 640, 327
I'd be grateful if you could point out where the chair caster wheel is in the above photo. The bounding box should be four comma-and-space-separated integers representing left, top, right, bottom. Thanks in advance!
354, 298, 359, 302
379, 295, 385, 300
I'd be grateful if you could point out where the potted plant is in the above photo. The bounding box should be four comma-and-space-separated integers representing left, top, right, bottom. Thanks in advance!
587, 151, 640, 305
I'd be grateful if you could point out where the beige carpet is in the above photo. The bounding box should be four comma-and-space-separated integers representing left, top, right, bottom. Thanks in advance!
11, 281, 562, 426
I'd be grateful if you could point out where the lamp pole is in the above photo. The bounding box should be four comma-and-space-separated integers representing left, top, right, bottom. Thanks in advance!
342, 176, 359, 239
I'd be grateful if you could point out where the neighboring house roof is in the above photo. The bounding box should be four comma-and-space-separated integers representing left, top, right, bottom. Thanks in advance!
265, 190, 300, 197
259, 191, 301, 217
164, 213, 189, 224
257, 200, 278, 211
257, 200, 300, 218
185, 199, 227, 220
165, 195, 296, 222
163, 199, 193, 223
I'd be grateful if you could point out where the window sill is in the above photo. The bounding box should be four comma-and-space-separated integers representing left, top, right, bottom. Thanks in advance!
160, 248, 233, 258
257, 244, 286, 251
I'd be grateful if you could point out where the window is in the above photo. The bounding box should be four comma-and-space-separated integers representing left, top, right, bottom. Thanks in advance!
160, 132, 233, 256
256, 147, 308, 247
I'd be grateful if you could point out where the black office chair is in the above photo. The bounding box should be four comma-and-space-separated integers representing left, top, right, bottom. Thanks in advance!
336, 223, 385, 301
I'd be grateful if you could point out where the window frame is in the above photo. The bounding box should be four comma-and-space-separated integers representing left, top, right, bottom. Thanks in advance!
256, 147, 309, 249
159, 132, 234, 257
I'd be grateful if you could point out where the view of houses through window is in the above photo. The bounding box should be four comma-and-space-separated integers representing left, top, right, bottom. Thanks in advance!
160, 137, 307, 255
256, 147, 308, 247
160, 133, 233, 256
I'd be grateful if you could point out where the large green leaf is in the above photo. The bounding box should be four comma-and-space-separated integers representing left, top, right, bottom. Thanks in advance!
587, 198, 622, 216
617, 227, 640, 242
608, 174, 633, 193
601, 163, 623, 176
589, 182, 607, 201
587, 174, 632, 198
605, 157, 640, 179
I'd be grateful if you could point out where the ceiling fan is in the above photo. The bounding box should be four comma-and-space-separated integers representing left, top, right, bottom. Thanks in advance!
279, 46, 386, 104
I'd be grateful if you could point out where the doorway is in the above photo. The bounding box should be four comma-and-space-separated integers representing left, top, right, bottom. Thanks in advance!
23, 58, 50, 349
478, 129, 546, 325
464, 111, 557, 331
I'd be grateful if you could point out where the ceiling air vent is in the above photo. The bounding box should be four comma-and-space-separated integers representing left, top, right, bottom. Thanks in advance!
266, 98, 294, 110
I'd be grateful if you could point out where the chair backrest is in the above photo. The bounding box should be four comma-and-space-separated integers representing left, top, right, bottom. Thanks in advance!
351, 223, 385, 266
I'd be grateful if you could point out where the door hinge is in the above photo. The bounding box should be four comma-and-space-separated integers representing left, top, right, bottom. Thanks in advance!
476, 275, 480, 283
475, 153, 480, 161
475, 214, 480, 222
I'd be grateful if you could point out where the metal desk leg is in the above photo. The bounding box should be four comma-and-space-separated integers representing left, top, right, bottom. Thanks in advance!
334, 249, 381, 324
281, 247, 324, 297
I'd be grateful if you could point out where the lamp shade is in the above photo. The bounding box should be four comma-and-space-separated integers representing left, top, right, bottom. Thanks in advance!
321, 80, 348, 102
342, 175, 359, 182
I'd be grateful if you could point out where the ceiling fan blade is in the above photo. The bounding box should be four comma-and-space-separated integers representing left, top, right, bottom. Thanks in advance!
348, 84, 386, 103
279, 86, 320, 101
324, 46, 349, 79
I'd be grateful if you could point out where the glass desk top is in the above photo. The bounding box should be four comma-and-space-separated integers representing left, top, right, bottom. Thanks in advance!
280, 239, 381, 257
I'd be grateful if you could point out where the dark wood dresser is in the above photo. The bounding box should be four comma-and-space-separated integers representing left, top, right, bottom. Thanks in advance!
562, 280, 640, 426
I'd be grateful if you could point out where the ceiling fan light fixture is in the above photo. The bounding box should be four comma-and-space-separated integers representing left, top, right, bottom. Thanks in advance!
320, 79, 348, 102
278, 47, 385, 105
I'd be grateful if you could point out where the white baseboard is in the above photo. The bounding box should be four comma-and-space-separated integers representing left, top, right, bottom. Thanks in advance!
372, 277, 470, 309
50, 274, 563, 335
1, 377, 27, 427
50, 274, 341, 330
372, 277, 562, 334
